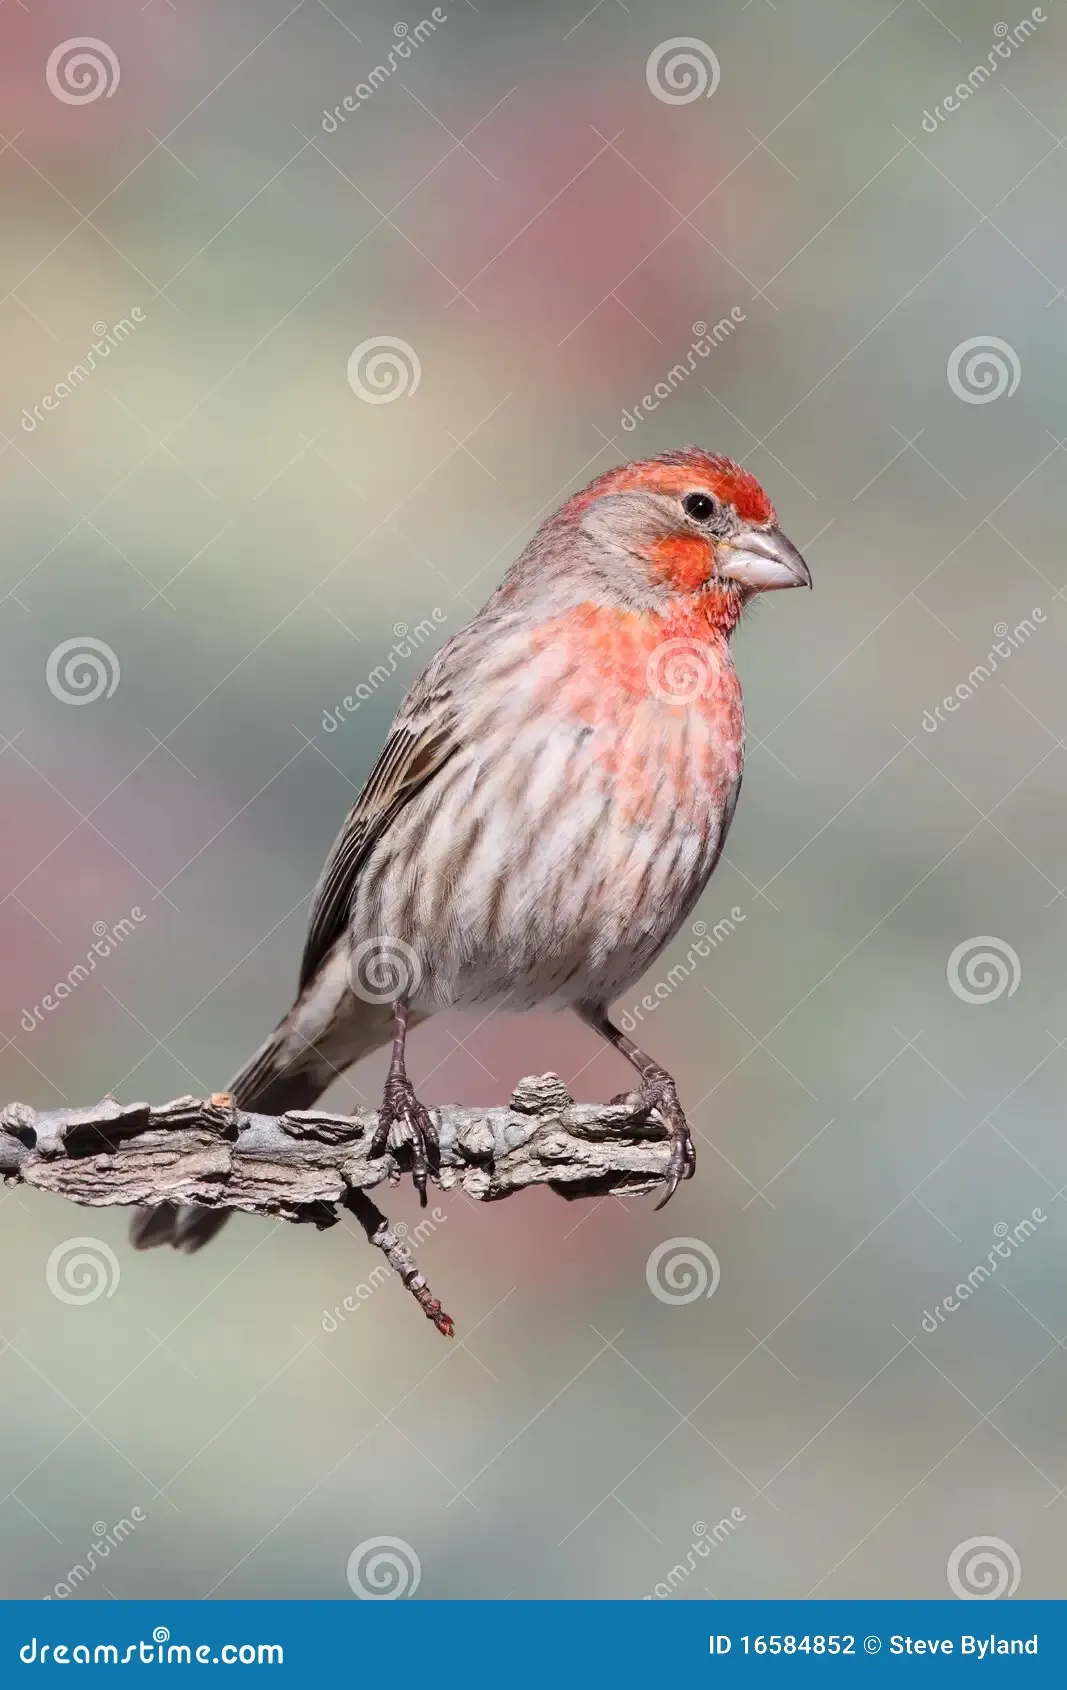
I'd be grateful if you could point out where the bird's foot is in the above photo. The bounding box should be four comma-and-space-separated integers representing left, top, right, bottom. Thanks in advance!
611, 1070, 696, 1209
369, 1073, 440, 1207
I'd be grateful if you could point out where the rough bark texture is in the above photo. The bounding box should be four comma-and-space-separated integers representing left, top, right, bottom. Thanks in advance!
0, 1073, 672, 1224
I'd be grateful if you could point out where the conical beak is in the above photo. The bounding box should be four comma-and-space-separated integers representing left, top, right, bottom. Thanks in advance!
717, 526, 812, 592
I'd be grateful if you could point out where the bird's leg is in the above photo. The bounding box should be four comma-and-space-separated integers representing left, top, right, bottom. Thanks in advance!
581, 1008, 697, 1209
368, 999, 439, 1206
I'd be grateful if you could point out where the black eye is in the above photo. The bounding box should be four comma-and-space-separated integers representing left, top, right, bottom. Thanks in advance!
682, 492, 717, 523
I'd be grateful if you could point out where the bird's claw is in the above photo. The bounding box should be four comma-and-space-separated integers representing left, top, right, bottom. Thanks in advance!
369, 1075, 440, 1206
655, 1129, 697, 1210
613, 1073, 696, 1208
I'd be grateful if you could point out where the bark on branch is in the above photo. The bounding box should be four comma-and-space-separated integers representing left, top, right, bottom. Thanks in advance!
0, 1075, 672, 1337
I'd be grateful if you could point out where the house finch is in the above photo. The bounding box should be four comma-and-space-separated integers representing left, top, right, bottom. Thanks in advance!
132, 447, 809, 1253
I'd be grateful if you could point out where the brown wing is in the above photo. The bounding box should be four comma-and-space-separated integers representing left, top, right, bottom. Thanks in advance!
298, 696, 457, 992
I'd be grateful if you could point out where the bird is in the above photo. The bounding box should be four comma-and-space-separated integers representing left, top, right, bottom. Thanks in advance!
131, 447, 810, 1253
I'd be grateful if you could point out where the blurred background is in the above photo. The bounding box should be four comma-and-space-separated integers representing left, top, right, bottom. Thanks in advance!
2, 0, 1067, 1602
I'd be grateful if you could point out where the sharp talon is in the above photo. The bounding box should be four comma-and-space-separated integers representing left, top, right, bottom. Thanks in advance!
620, 1069, 696, 1206
414, 1158, 428, 1207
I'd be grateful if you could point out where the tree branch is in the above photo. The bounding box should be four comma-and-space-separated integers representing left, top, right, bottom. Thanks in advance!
0, 1074, 671, 1338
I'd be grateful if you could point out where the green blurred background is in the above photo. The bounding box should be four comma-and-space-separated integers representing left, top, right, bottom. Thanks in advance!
3, 0, 1067, 1600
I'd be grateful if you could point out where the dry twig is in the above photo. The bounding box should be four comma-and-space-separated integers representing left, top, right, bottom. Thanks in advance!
0, 1074, 672, 1337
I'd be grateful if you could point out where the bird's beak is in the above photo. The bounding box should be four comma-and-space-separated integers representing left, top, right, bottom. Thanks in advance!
716, 526, 812, 592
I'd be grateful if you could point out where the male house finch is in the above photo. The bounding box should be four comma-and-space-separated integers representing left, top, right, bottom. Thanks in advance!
132, 448, 809, 1252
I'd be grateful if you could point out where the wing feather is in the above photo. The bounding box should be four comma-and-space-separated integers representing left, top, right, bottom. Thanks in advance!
298, 697, 457, 991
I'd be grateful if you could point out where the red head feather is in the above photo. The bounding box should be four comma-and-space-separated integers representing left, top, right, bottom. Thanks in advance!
565, 448, 776, 528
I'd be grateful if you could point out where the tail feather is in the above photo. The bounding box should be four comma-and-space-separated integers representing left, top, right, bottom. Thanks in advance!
129, 999, 395, 1254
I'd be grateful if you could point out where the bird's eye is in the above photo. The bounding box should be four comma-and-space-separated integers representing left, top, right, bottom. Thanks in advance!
682, 492, 718, 523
